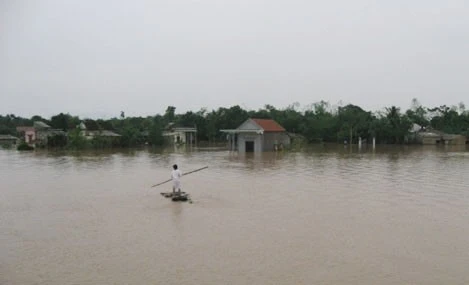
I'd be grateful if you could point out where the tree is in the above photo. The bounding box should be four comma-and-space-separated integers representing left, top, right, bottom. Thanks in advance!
148, 116, 164, 146
31, 115, 47, 123
83, 119, 100, 130
406, 98, 429, 127
50, 113, 72, 131
67, 128, 90, 149
385, 106, 411, 143
47, 134, 68, 148
164, 106, 176, 124
337, 104, 371, 144
428, 105, 466, 134
302, 102, 338, 142
120, 126, 141, 147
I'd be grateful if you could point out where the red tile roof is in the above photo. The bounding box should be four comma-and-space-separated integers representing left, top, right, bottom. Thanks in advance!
252, 118, 286, 132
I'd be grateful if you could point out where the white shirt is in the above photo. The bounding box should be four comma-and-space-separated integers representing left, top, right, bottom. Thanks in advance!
171, 169, 182, 181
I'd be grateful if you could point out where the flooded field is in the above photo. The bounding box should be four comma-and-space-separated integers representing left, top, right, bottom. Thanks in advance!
1, 145, 468, 284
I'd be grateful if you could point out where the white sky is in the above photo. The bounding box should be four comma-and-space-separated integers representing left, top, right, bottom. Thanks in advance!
1, 0, 468, 118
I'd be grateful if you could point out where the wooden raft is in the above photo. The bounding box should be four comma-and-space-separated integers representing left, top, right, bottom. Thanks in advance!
160, 192, 190, 202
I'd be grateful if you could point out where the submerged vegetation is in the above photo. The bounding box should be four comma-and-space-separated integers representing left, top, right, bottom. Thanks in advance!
1, 99, 468, 149
16, 142, 34, 151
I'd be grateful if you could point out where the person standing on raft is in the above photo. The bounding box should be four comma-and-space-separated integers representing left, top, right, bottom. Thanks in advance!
171, 164, 182, 195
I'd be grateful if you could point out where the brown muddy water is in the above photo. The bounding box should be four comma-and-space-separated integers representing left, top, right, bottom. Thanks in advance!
1, 145, 469, 285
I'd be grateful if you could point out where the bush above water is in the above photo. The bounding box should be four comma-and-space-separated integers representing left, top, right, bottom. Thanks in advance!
17, 142, 34, 151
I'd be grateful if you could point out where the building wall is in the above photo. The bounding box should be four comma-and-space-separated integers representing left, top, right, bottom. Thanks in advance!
238, 133, 262, 152
448, 135, 467, 145
173, 131, 186, 143
234, 119, 289, 152
36, 131, 48, 144
237, 133, 290, 152
25, 130, 36, 143
262, 132, 291, 151
422, 137, 441, 145
163, 131, 197, 145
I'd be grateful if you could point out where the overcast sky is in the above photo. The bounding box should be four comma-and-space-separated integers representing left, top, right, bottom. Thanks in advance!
1, 0, 468, 118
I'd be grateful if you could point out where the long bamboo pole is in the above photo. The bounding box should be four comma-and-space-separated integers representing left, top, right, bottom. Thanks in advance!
150, 166, 208, 187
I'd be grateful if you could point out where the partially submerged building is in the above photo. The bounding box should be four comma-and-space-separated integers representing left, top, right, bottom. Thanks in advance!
78, 122, 121, 140
221, 118, 290, 153
0, 135, 19, 146
418, 130, 468, 145
16, 121, 66, 146
163, 123, 197, 146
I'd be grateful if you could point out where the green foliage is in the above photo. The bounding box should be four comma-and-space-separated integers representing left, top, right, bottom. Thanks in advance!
50, 113, 70, 130
83, 119, 100, 130
120, 126, 142, 147
337, 104, 372, 144
428, 105, 467, 134
47, 134, 68, 148
2, 98, 469, 148
384, 106, 412, 144
49, 113, 80, 131
164, 106, 176, 124
17, 142, 34, 151
0, 114, 32, 135
31, 115, 47, 123
90, 136, 116, 149
148, 116, 165, 146
0, 125, 12, 135
67, 129, 90, 149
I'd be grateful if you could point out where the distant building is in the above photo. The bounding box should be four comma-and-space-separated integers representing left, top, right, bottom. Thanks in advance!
419, 131, 442, 145
16, 126, 36, 144
163, 123, 197, 146
221, 118, 290, 153
16, 121, 66, 146
442, 134, 467, 145
417, 129, 468, 145
0, 134, 19, 145
78, 122, 121, 140
410, 123, 424, 133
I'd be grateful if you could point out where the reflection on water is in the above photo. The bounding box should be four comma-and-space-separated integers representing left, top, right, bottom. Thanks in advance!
1, 145, 469, 285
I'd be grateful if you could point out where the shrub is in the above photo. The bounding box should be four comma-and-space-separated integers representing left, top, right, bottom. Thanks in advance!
17, 142, 34, 151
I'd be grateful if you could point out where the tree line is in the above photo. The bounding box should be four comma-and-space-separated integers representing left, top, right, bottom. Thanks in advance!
1, 99, 468, 149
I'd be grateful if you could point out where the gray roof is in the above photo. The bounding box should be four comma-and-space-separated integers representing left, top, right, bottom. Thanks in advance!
46, 129, 66, 135
89, 130, 121, 137
172, 127, 197, 132
33, 121, 51, 129
418, 132, 441, 138
0, 135, 18, 140
101, 130, 121, 137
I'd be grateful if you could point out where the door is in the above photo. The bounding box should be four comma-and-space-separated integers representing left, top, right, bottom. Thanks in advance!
245, 141, 254, 152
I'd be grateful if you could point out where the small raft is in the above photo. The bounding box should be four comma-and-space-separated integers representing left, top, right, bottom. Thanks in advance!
160, 192, 190, 202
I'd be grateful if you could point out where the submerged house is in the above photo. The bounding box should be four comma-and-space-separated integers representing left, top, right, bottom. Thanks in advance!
221, 118, 290, 153
407, 124, 468, 145
163, 123, 197, 146
441, 134, 468, 145
78, 122, 121, 140
416, 128, 468, 145
16, 121, 66, 146
0, 135, 19, 145
419, 131, 442, 145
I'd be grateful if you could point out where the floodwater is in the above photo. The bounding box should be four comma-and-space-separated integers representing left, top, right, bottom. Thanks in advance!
1, 145, 468, 285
